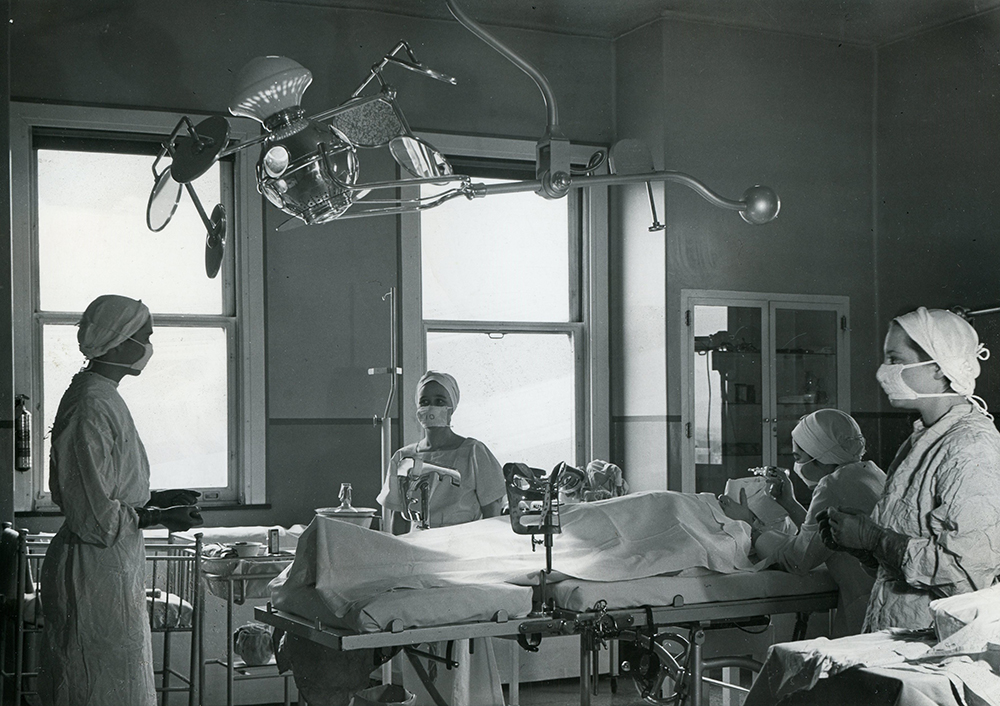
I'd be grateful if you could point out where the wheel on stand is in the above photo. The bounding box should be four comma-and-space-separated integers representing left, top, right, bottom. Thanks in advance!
618, 629, 691, 705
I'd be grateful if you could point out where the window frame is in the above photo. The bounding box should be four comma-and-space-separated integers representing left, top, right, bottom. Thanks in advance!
10, 102, 266, 511
401, 132, 610, 465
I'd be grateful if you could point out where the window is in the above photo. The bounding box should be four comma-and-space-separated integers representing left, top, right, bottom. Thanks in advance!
11, 103, 265, 511
401, 134, 610, 469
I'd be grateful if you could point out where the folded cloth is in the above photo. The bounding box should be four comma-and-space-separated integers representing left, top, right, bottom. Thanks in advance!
146, 589, 193, 629
272, 490, 762, 621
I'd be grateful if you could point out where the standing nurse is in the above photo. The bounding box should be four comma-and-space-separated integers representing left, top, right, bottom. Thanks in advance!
39, 295, 203, 706
376, 370, 507, 706
819, 307, 1000, 631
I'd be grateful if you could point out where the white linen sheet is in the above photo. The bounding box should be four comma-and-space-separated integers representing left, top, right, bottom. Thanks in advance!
271, 490, 763, 623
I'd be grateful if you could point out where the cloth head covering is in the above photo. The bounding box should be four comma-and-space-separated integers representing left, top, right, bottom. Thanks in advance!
415, 370, 460, 409
791, 408, 866, 466
893, 307, 989, 399
78, 295, 151, 359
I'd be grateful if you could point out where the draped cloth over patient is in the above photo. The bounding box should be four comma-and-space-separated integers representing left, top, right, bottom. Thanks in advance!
271, 491, 762, 624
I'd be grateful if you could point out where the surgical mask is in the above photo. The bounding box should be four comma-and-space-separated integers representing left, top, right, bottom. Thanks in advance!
793, 459, 819, 488
876, 361, 955, 401
416, 405, 451, 428
99, 337, 153, 372
129, 341, 153, 371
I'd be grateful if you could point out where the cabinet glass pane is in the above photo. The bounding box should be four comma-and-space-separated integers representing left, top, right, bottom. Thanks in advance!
692, 305, 763, 495
774, 308, 839, 471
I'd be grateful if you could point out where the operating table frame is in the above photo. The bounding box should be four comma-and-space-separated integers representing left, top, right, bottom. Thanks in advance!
255, 586, 837, 706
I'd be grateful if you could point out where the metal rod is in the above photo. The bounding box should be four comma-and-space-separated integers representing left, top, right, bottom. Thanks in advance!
446, 0, 560, 131
472, 171, 746, 210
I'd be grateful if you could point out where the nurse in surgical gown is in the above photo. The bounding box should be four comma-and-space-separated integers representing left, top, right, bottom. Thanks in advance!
820, 308, 1000, 632
39, 295, 202, 706
377, 370, 507, 706
722, 409, 885, 636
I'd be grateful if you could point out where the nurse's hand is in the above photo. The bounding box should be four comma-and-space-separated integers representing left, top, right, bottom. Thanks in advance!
148, 488, 201, 507
159, 505, 204, 532
718, 489, 758, 525
818, 507, 881, 551
765, 467, 795, 506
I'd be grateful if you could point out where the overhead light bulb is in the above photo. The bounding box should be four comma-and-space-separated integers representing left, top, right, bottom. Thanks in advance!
229, 56, 313, 126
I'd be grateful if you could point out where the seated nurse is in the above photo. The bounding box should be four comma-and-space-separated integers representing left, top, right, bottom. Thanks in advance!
378, 370, 506, 533
720, 409, 886, 636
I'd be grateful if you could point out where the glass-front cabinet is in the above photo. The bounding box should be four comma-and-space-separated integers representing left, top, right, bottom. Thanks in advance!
680, 290, 850, 496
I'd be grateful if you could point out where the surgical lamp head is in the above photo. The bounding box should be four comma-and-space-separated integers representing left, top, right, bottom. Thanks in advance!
230, 55, 360, 224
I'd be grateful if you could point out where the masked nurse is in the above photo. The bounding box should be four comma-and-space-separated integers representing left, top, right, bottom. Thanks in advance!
376, 370, 507, 706
39, 295, 203, 706
377, 370, 506, 533
819, 307, 1000, 632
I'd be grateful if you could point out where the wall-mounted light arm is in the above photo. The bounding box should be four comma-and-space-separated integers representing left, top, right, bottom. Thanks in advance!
466, 171, 781, 224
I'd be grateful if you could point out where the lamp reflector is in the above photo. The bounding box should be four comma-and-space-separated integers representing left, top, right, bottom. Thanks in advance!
229, 56, 313, 124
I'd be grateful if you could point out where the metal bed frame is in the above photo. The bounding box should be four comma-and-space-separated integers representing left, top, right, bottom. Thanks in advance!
255, 583, 838, 706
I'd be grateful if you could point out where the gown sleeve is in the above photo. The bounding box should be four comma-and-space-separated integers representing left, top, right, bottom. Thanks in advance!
376, 450, 407, 513
754, 477, 838, 575
470, 441, 507, 507
898, 434, 1000, 595
51, 412, 139, 547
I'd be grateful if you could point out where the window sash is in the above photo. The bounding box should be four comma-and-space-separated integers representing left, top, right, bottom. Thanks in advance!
10, 102, 265, 512
401, 132, 608, 465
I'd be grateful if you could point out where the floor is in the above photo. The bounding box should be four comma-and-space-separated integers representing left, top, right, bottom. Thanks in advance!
258, 673, 751, 706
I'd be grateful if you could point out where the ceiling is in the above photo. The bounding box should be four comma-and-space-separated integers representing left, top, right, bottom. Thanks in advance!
264, 0, 1000, 45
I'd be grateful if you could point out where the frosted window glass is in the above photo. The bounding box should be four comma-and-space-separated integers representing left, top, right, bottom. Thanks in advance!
37, 149, 223, 314
426, 331, 575, 468
43, 324, 228, 491
420, 181, 569, 322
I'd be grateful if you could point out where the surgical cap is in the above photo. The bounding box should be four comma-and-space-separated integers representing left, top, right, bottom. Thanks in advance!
894, 307, 988, 398
78, 295, 151, 359
791, 409, 866, 466
415, 370, 460, 409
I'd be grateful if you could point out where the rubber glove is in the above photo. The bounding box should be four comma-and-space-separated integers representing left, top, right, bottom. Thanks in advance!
718, 488, 758, 525
823, 507, 882, 550
765, 467, 795, 505
138, 505, 204, 532
147, 488, 201, 507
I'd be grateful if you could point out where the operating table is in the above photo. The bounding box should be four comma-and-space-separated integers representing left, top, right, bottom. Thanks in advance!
255, 567, 837, 706
256, 470, 839, 705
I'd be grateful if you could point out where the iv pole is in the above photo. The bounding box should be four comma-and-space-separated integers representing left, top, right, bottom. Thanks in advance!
368, 287, 401, 536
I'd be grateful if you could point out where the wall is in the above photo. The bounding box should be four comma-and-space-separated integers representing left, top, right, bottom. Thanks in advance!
613, 20, 879, 489
877, 9, 1000, 432
6, 0, 614, 527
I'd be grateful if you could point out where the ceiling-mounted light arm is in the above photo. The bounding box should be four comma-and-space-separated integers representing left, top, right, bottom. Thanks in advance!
445, 0, 558, 130
446, 0, 572, 197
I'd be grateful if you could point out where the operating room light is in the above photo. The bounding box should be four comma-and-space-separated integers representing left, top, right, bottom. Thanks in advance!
146, 0, 780, 278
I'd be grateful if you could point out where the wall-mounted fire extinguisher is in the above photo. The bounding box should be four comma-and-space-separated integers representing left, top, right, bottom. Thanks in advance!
15, 394, 31, 472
